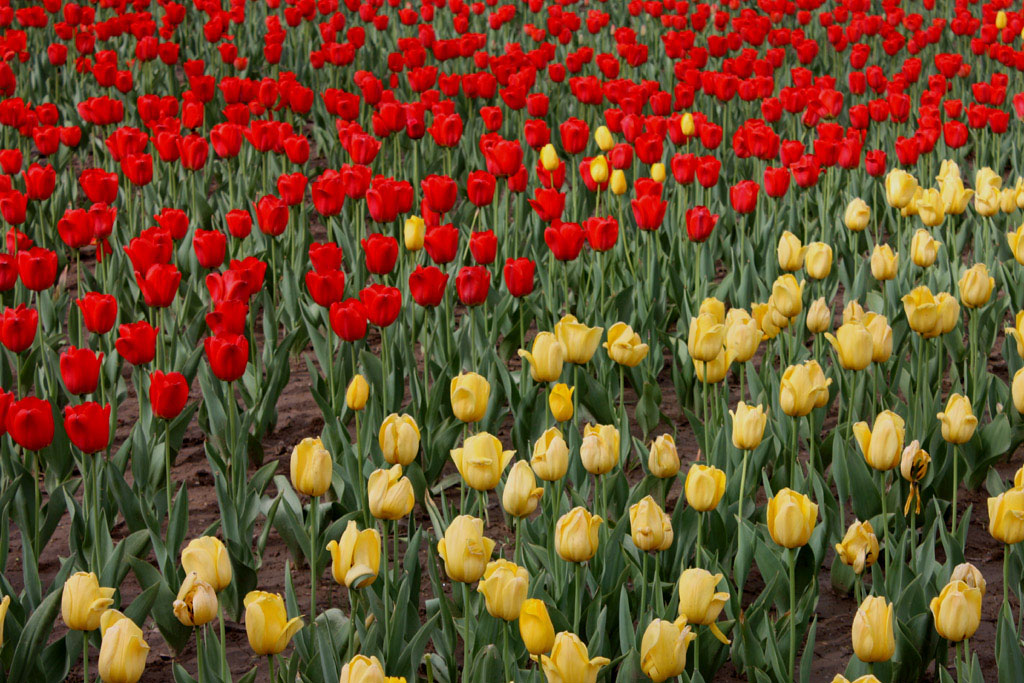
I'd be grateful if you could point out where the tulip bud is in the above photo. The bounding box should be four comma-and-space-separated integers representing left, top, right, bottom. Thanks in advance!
477, 559, 529, 620
610, 169, 627, 195
540, 143, 559, 172
950, 562, 987, 594
958, 262, 995, 309
243, 591, 303, 655
680, 113, 696, 136
326, 521, 381, 589
844, 198, 870, 232
771, 274, 804, 318
911, 228, 941, 267
346, 374, 369, 410
684, 464, 726, 511
647, 434, 680, 478
724, 309, 760, 363
640, 618, 696, 682
98, 610, 150, 683
767, 488, 818, 548
997, 10, 1007, 28
537, 632, 610, 682
687, 312, 725, 362
629, 495, 673, 552
61, 572, 116, 631
368, 464, 415, 520
173, 572, 219, 627
935, 292, 960, 335
555, 506, 603, 562
378, 414, 420, 466
902, 286, 941, 337
804, 242, 832, 279
518, 331, 565, 382
929, 580, 982, 642
503, 460, 544, 518
1007, 224, 1024, 266
519, 599, 556, 655
805, 297, 832, 334
834, 520, 879, 575
181, 536, 232, 592
852, 596, 895, 663
404, 215, 425, 251
548, 382, 574, 422
987, 488, 1024, 544
651, 163, 666, 183
870, 244, 898, 281
531, 427, 569, 481
777, 230, 805, 271
862, 313, 893, 363
580, 423, 620, 475
450, 372, 490, 423
677, 568, 731, 644
825, 321, 873, 371
554, 314, 603, 364
853, 410, 905, 471
589, 155, 609, 184
937, 393, 978, 444
437, 515, 495, 583
885, 168, 918, 208
289, 437, 332, 497
730, 401, 767, 450
594, 125, 614, 151
916, 187, 945, 227
451, 431, 515, 491
603, 321, 649, 367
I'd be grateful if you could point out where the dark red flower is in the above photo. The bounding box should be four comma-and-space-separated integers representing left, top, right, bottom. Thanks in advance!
469, 230, 497, 265
0, 304, 38, 353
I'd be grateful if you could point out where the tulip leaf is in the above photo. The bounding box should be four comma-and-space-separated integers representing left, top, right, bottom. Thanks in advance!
7, 584, 61, 683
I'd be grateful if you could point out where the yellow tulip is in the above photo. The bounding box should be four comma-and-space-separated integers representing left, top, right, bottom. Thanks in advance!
937, 393, 978, 444
503, 460, 544, 518
640, 618, 696, 682
450, 372, 490, 423
519, 599, 556, 655
531, 427, 569, 481
767, 488, 818, 548
869, 244, 898, 281
862, 313, 892, 363
172, 572, 218, 627
589, 155, 609, 184
451, 431, 515, 491
853, 410, 905, 471
242, 591, 303, 655
752, 302, 781, 339
346, 374, 369, 411
1005, 311, 1024, 357
594, 125, 613, 151
834, 521, 879, 575
1013, 368, 1024, 414
911, 229, 941, 267
610, 169, 627, 195
628, 495, 673, 552
900, 440, 930, 514
806, 360, 833, 408
1007, 224, 1024, 265
62, 572, 115, 631
852, 595, 895, 663
181, 536, 232, 592
902, 286, 940, 337
805, 297, 831, 334
885, 169, 918, 208
929, 580, 982, 642
540, 143, 559, 172
1017, 465, 1024, 489
437, 515, 495, 583
548, 382, 575, 422
367, 464, 415, 520
936, 159, 962, 185
680, 112, 696, 136
289, 436, 332, 497
766, 299, 791, 330
580, 423, 620, 475
730, 402, 767, 450
935, 292, 960, 335
677, 568, 731, 644
555, 507, 603, 562
777, 230, 806, 271
902, 185, 924, 218
603, 322, 648, 367
98, 610, 149, 683
998, 10, 1008, 29
958, 263, 995, 308
771, 274, 804, 318
780, 362, 829, 417
831, 676, 883, 683
724, 308, 760, 363
844, 198, 870, 232
700, 297, 726, 323
404, 215, 425, 251
477, 559, 529, 620
950, 562, 988, 594
518, 331, 565, 382
339, 655, 386, 683
684, 464, 726, 512
651, 163, 666, 183
647, 434, 680, 478
804, 242, 833, 279
987, 489, 1024, 544
825, 321, 873, 370
378, 414, 420, 466
916, 187, 945, 227
1000, 187, 1018, 213
940, 174, 973, 214
326, 521, 381, 589
554, 314, 603, 364
0, 595, 8, 648
974, 186, 1000, 217
687, 312, 725, 362
843, 299, 865, 324
537, 632, 610, 683
693, 349, 729, 384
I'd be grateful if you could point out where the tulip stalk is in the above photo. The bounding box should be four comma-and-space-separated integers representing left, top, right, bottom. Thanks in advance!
951, 445, 959, 534
164, 419, 174, 518
308, 495, 319, 632
460, 582, 474, 683
82, 631, 89, 683
381, 519, 391, 648
788, 547, 798, 682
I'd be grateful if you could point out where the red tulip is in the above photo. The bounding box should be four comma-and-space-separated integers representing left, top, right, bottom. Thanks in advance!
23, 163, 55, 200
225, 209, 253, 238
311, 171, 345, 216
469, 230, 497, 265
17, 247, 57, 291
124, 230, 173, 274
584, 216, 619, 252
528, 188, 566, 223
0, 389, 11, 435
58, 208, 94, 249
0, 253, 15, 292
277, 173, 307, 206
64, 402, 111, 453
361, 233, 398, 274
76, 293, 118, 334
154, 208, 190, 240
729, 181, 760, 214
790, 155, 821, 189
149, 370, 189, 420
60, 346, 103, 395
631, 195, 668, 231
456, 266, 491, 306
178, 134, 209, 170
6, 396, 54, 451
79, 168, 118, 204
685, 206, 719, 243
0, 304, 38, 353
309, 243, 344, 273
360, 284, 402, 327
503, 257, 535, 297
864, 150, 887, 177
329, 298, 368, 341
204, 333, 249, 382
254, 195, 289, 236
193, 229, 227, 269
558, 117, 589, 154
763, 167, 791, 198
423, 224, 459, 265
544, 221, 586, 261
421, 174, 458, 215
115, 321, 158, 365
205, 301, 249, 336
0, 190, 26, 225
305, 270, 347, 307
695, 156, 721, 188
136, 264, 181, 308
121, 153, 153, 186
409, 265, 449, 308
466, 170, 496, 207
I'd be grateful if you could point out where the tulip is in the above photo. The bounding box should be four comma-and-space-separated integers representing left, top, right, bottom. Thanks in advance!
987, 489, 1024, 544
554, 314, 603, 364
640, 618, 695, 682
289, 437, 332, 497
537, 632, 610, 683
610, 169, 627, 195
548, 382, 574, 422
519, 599, 556, 655
916, 187, 945, 227
852, 596, 895, 662
449, 372, 490, 423
326, 521, 381, 588
767, 488, 818, 548
477, 559, 529, 620
780, 362, 831, 417
937, 394, 978, 444
771, 274, 804, 318
900, 440, 930, 514
693, 349, 730, 384
911, 229, 942, 267
346, 374, 369, 410
404, 215, 425, 251
580, 423, 620, 475
826, 321, 874, 371
902, 286, 942, 337
594, 126, 613, 151
805, 297, 831, 334
677, 568, 731, 643
834, 521, 879, 574
503, 460, 544, 517
98, 610, 149, 683
518, 332, 565, 382
869, 244, 898, 281
862, 313, 893, 363
930, 580, 982, 642
724, 309, 760, 363
368, 464, 415, 520
602, 322, 649, 367
451, 432, 515, 491
843, 300, 865, 324
1007, 311, 1024, 357
647, 434, 680, 478
555, 506, 603, 562
941, 175, 973, 214
1007, 224, 1024, 265
958, 263, 995, 308
173, 572, 218, 627
844, 198, 870, 232
589, 155, 609, 184
338, 655, 387, 683
884, 168, 917, 208
531, 427, 569, 481
804, 242, 832, 279
1014, 369, 1024, 414
243, 591, 303, 655
62, 572, 116, 631
378, 414, 420, 466
684, 464, 726, 511
540, 143, 559, 171
975, 186, 1000, 216
687, 312, 725, 362
437, 515, 495, 583
730, 402, 767, 450
776, 230, 805, 271
630, 494, 675, 555
0, 594, 8, 647
950, 563, 988, 594
853, 410, 905, 471
935, 293, 960, 335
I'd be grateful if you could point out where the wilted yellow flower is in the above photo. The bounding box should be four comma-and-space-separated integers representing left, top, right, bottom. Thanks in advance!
937, 393, 978, 444
834, 521, 879, 575
367, 464, 415, 520
451, 432, 515, 491
580, 423, 620, 475
730, 402, 767, 450
852, 596, 895, 663
767, 488, 818, 548
885, 169, 917, 208
62, 572, 115, 631
540, 143, 559, 172
181, 537, 232, 592
687, 312, 725, 362
531, 427, 569, 481
98, 610, 149, 683
844, 198, 870, 232
684, 464, 726, 512
503, 460, 544, 518
518, 331, 565, 383
519, 599, 556, 655
629, 495, 674, 552
640, 618, 696, 682
243, 591, 303, 655
771, 274, 804, 318
806, 297, 831, 334
326, 521, 381, 589
537, 632, 610, 683
916, 187, 945, 227
554, 314, 604, 364
853, 410, 905, 471
555, 507, 603, 562
173, 572, 218, 627
930, 580, 982, 642
549, 382, 574, 422
603, 322, 649, 366
289, 437, 332, 497
804, 242, 833, 279
450, 372, 490, 423
477, 559, 529, 620
404, 216, 425, 251
378, 414, 420, 466
777, 230, 806, 271
900, 440, 930, 514
647, 434, 680, 478
987, 489, 1024, 544
437, 515, 495, 583
870, 244, 898, 281
950, 563, 988, 594
958, 263, 995, 308
825, 321, 873, 370
677, 568, 731, 644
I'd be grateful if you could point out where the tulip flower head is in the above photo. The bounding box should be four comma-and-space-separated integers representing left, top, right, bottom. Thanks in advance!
677, 568, 731, 643
98, 610, 149, 683
554, 315, 604, 364
518, 331, 565, 383
181, 536, 232, 592
629, 495, 673, 552
368, 464, 415, 520
378, 414, 420, 466
580, 423, 620, 475
767, 488, 818, 548
647, 434, 681, 478
603, 322, 649, 367
173, 572, 218, 627
987, 489, 1024, 544
531, 427, 569, 481
451, 431, 515, 491
555, 506, 603, 562
62, 572, 116, 631
640, 618, 696, 682
326, 521, 381, 589
449, 372, 490, 423
937, 393, 978, 444
929, 580, 982, 642
477, 559, 529, 620
437, 515, 495, 583
548, 382, 575, 422
684, 464, 726, 512
853, 410, 906, 471
535, 632, 610, 683
519, 599, 556, 655
289, 437, 332, 497
243, 591, 303, 655
852, 595, 895, 663
503, 460, 544, 518
834, 520, 879, 575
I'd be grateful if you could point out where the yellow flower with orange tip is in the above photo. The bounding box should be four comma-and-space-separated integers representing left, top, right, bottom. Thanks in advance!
536, 632, 610, 683
987, 489, 1024, 544
647, 434, 680, 478
554, 314, 603, 364
852, 595, 895, 663
958, 263, 995, 308
1005, 311, 1024, 356
771, 273, 804, 318
911, 228, 942, 267
519, 599, 556, 655
730, 402, 767, 451
806, 297, 831, 334
870, 244, 898, 281
916, 187, 945, 227
780, 362, 830, 417
767, 488, 818, 548
548, 382, 574, 422
835, 520, 879, 575
503, 460, 544, 518
640, 617, 696, 682
862, 313, 892, 363
477, 559, 529, 620
885, 168, 917, 208
555, 507, 603, 562
693, 349, 729, 384
243, 591, 303, 655
98, 610, 150, 683
289, 436, 332, 497
684, 464, 726, 512
677, 568, 731, 644
844, 198, 870, 232
172, 572, 218, 627
853, 410, 905, 471
580, 423, 620, 475
724, 308, 760, 363
603, 322, 648, 367
518, 331, 565, 383
777, 230, 806, 271
589, 155, 609, 184
346, 374, 369, 410
326, 521, 381, 589
367, 464, 415, 520
61, 572, 116, 631
404, 215, 425, 251
825, 320, 873, 370
950, 562, 988, 594
531, 427, 569, 481
437, 515, 495, 583
687, 312, 725, 362
629, 495, 673, 552
902, 285, 940, 337
451, 431, 515, 491
1007, 223, 1024, 265
900, 440, 930, 514
937, 393, 978, 444
450, 372, 490, 423
930, 580, 982, 642
378, 414, 420, 466
804, 241, 832, 279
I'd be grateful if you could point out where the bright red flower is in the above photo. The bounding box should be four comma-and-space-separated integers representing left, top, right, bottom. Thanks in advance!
631, 195, 668, 231
544, 221, 586, 261
359, 284, 402, 327
76, 293, 118, 335
503, 257, 535, 297
456, 266, 490, 306
330, 298, 368, 341
60, 346, 103, 395
469, 230, 497, 265
0, 304, 37, 353
6, 396, 54, 451
422, 174, 458, 215
64, 402, 111, 453
409, 265, 449, 308
361, 233, 398, 274
305, 270, 347, 307
17, 247, 57, 291
193, 229, 227, 269
584, 216, 618, 252
685, 206, 719, 243
204, 333, 250, 382
730, 181, 760, 214
423, 224, 459, 265
136, 264, 181, 308
149, 370, 190, 420
115, 321, 158, 365
254, 195, 289, 236
205, 301, 249, 336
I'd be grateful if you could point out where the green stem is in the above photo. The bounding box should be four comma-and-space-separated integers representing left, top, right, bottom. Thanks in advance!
309, 495, 319, 629
218, 601, 228, 681
788, 548, 798, 682
382, 520, 391, 651
879, 469, 888, 591
574, 563, 583, 633
461, 582, 473, 683
951, 445, 959, 535
268, 654, 276, 683
82, 631, 89, 683
165, 419, 173, 517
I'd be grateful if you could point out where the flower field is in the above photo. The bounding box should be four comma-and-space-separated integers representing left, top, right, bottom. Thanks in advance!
3, 0, 1024, 681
